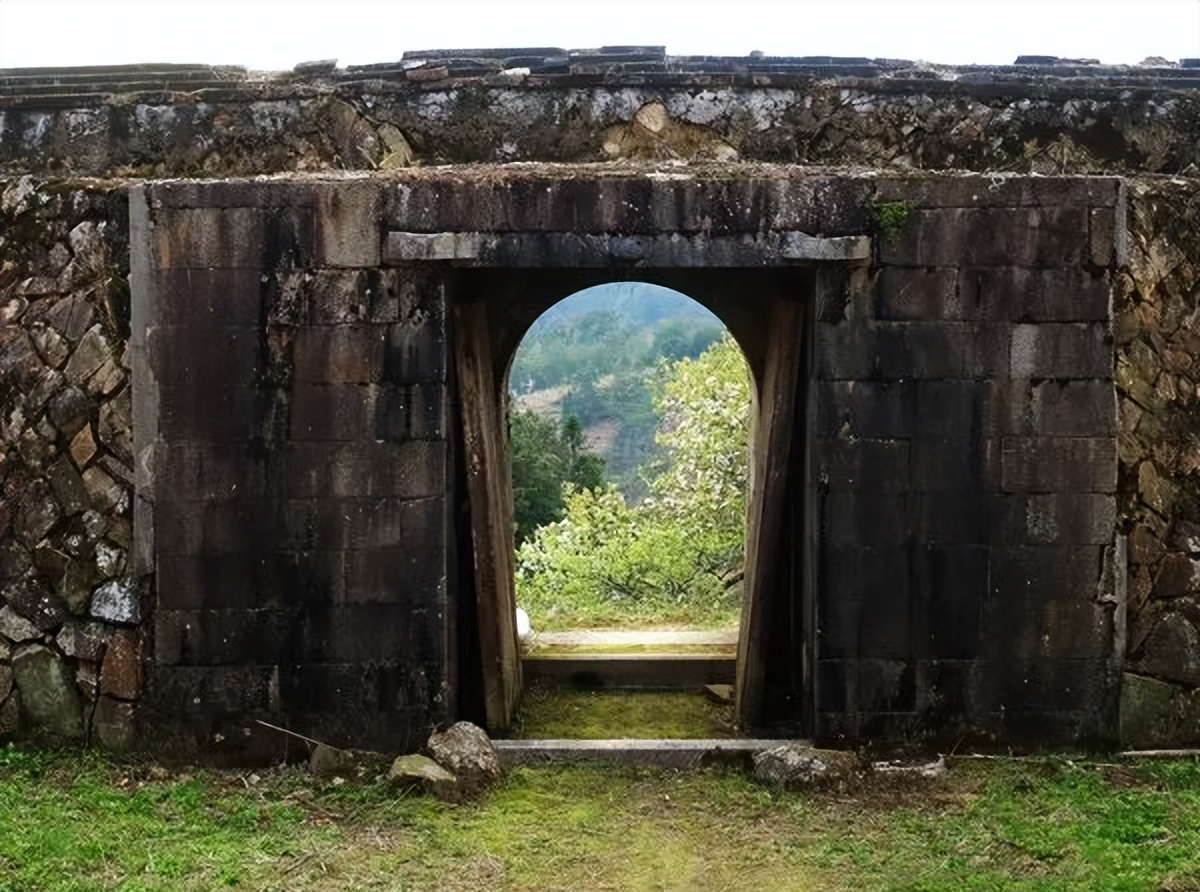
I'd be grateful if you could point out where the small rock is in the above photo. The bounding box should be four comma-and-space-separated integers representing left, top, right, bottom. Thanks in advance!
752, 744, 858, 789
1132, 613, 1200, 688
70, 425, 97, 469
29, 323, 70, 369
94, 540, 124, 578
0, 606, 43, 642
309, 743, 359, 778
0, 542, 32, 580
90, 578, 142, 624
47, 385, 91, 439
11, 644, 84, 739
15, 482, 62, 545
47, 459, 90, 516
388, 753, 458, 801
703, 683, 735, 704
57, 619, 111, 661
81, 466, 124, 513
64, 325, 111, 386
44, 295, 94, 342
427, 721, 502, 799
4, 578, 68, 632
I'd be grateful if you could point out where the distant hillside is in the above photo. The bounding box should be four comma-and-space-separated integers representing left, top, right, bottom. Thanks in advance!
509, 282, 727, 500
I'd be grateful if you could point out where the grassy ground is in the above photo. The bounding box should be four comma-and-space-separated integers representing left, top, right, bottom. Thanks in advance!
2, 745, 1199, 892
511, 687, 735, 739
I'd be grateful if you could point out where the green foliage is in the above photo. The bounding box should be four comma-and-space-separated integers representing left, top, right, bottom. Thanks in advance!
509, 410, 605, 545
869, 198, 912, 243
515, 334, 751, 629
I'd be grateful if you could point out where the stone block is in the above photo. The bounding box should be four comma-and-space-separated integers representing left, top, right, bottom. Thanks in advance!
292, 325, 385, 385
1120, 673, 1200, 748
1089, 207, 1118, 268
1010, 323, 1111, 379
914, 493, 1014, 544
81, 465, 125, 513
817, 546, 910, 659
817, 381, 915, 440
57, 619, 111, 661
290, 383, 373, 441
1029, 380, 1115, 436
1000, 437, 1117, 493
373, 383, 446, 441
93, 696, 136, 751
383, 318, 448, 384
1130, 613, 1200, 687
1152, 554, 1200, 599
90, 578, 143, 624
286, 440, 446, 499
154, 268, 265, 328
99, 628, 143, 699
11, 644, 84, 739
964, 207, 1089, 268
0, 606, 42, 643
814, 439, 910, 494
958, 267, 1111, 323
69, 425, 97, 468
918, 545, 991, 659
47, 459, 89, 516
63, 325, 113, 386
154, 608, 298, 666
0, 691, 20, 738
157, 384, 263, 443
150, 324, 262, 390
911, 438, 1001, 493
873, 267, 960, 321
5, 578, 67, 632
46, 384, 91, 439
315, 180, 381, 268
822, 492, 909, 546
1022, 494, 1116, 545
0, 665, 11, 703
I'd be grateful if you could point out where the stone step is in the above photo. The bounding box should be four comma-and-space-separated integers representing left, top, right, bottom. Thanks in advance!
494, 737, 801, 769
522, 654, 735, 688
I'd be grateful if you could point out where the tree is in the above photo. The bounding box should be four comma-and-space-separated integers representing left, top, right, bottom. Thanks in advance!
509, 409, 605, 545
515, 333, 752, 628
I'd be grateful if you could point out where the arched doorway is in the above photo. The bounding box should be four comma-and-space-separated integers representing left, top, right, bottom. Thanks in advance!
451, 268, 816, 737
508, 282, 748, 636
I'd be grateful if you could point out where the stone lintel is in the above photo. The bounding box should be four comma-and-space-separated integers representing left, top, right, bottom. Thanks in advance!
383, 230, 870, 267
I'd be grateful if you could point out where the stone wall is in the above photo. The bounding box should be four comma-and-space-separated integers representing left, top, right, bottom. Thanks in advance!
0, 175, 140, 748
1115, 177, 1200, 746
4, 57, 1200, 177
814, 176, 1123, 746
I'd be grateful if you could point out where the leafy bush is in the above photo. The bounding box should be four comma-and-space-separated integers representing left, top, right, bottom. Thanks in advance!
516, 334, 751, 628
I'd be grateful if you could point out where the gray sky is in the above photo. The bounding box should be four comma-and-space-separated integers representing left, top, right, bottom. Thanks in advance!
0, 0, 1197, 71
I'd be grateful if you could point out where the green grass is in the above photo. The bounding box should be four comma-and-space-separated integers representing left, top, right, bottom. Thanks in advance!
2, 745, 1199, 892
511, 686, 735, 739
523, 597, 742, 633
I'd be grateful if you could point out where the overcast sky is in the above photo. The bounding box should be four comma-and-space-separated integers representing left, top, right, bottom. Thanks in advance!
0, 0, 1197, 71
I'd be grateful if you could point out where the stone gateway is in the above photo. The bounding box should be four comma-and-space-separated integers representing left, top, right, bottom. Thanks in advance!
1, 49, 1198, 759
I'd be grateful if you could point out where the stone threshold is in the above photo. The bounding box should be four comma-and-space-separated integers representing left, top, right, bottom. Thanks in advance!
494, 738, 800, 769
522, 654, 735, 688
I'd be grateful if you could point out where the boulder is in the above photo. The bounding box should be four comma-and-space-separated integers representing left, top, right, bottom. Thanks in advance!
0, 606, 42, 643
389, 753, 458, 802
11, 644, 84, 739
427, 721, 502, 799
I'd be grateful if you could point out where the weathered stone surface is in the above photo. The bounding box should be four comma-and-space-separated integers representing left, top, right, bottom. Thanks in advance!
29, 322, 70, 369
0, 606, 42, 642
93, 695, 136, 751
752, 744, 859, 789
388, 753, 458, 801
47, 459, 90, 516
4, 578, 67, 632
58, 619, 110, 661
11, 644, 84, 739
0, 542, 33, 580
90, 578, 142, 624
1132, 614, 1200, 688
0, 664, 12, 702
97, 387, 133, 465
63, 325, 112, 386
99, 628, 143, 700
1120, 672, 1200, 748
15, 482, 62, 546
0, 691, 20, 737
81, 466, 124, 513
46, 385, 91, 439
427, 722, 502, 798
1153, 554, 1200, 599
